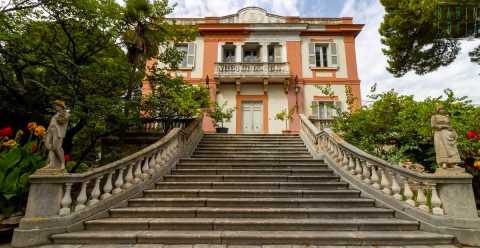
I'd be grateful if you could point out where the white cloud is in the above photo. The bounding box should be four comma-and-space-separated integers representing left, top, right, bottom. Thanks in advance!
340, 0, 480, 104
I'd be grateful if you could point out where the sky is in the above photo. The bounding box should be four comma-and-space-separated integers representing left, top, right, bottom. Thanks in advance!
170, 0, 480, 105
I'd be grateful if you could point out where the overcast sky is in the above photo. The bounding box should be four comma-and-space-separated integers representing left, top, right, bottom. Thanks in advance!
170, 0, 480, 104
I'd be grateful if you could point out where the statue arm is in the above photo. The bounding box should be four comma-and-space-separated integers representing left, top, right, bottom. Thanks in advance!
52, 136, 64, 160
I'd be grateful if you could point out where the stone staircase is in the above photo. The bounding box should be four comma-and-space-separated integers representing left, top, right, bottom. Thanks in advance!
51, 134, 456, 247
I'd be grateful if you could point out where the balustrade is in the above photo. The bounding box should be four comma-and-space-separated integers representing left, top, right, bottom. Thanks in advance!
299, 114, 477, 219
25, 117, 203, 219
214, 62, 290, 77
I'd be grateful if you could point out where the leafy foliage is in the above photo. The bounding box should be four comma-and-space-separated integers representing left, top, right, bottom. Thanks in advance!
379, 0, 461, 77
208, 101, 235, 128
333, 88, 480, 172
142, 70, 210, 120
0, 125, 46, 216
275, 107, 296, 130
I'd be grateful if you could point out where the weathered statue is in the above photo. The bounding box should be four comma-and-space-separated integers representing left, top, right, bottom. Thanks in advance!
42, 100, 69, 171
431, 105, 462, 169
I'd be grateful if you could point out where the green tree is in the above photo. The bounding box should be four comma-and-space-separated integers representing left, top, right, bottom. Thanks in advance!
0, 0, 131, 167
380, 0, 461, 77
121, 0, 196, 102
333, 88, 480, 172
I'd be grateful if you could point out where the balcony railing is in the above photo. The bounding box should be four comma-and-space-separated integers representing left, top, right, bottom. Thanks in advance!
214, 62, 290, 78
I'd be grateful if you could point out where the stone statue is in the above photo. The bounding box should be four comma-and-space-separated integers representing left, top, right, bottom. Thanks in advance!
41, 100, 69, 172
431, 105, 462, 169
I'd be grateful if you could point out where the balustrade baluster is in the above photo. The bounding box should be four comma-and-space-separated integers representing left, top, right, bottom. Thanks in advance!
88, 176, 102, 206
355, 157, 363, 179
429, 183, 444, 215
348, 155, 356, 174
403, 177, 416, 206
148, 154, 156, 175
416, 184, 429, 212
380, 168, 392, 195
100, 172, 113, 200
340, 151, 349, 170
371, 165, 381, 189
391, 172, 401, 200
141, 157, 150, 179
133, 160, 143, 183
362, 161, 371, 184
74, 181, 88, 211
155, 151, 163, 168
59, 183, 72, 216
112, 168, 124, 194
123, 163, 134, 189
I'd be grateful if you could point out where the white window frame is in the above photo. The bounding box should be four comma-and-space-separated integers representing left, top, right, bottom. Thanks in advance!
176, 42, 196, 69
308, 42, 338, 68
311, 100, 341, 119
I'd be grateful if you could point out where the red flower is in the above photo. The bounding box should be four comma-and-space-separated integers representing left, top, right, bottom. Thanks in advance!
64, 154, 71, 162
467, 130, 478, 140
31, 143, 38, 153
0, 127, 13, 137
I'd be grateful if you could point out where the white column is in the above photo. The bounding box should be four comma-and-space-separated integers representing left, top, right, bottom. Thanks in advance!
282, 42, 287, 63
235, 43, 242, 63
261, 42, 268, 62
217, 42, 223, 62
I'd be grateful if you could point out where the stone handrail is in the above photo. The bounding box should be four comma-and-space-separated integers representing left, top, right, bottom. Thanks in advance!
214, 62, 290, 78
299, 114, 480, 246
12, 117, 204, 247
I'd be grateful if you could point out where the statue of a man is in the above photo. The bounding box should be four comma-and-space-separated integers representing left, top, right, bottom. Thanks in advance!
43, 100, 69, 170
431, 105, 462, 169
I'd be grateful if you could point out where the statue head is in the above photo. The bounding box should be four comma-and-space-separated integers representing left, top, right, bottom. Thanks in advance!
53, 100, 66, 112
436, 105, 447, 115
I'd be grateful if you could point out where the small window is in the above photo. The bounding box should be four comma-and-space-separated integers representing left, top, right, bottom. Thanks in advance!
309, 43, 337, 68
223, 45, 236, 63
175, 43, 195, 68
176, 44, 188, 68
311, 100, 340, 119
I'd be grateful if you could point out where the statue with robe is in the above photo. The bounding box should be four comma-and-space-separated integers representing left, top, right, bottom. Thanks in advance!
42, 100, 69, 171
431, 106, 462, 169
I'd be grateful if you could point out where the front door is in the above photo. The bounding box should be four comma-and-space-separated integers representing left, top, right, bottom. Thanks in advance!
241, 101, 263, 133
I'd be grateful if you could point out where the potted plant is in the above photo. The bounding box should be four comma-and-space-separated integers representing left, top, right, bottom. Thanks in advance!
208, 101, 235, 133
275, 107, 296, 134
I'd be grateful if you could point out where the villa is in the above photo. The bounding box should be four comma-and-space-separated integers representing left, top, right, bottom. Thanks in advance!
143, 6, 363, 134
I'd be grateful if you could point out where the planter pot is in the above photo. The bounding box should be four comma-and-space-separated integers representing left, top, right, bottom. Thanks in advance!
216, 127, 229, 133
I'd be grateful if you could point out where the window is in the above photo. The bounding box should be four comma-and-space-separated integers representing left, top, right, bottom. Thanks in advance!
175, 43, 196, 68
268, 44, 282, 63
243, 43, 260, 62
311, 101, 341, 119
223, 45, 236, 63
308, 42, 337, 68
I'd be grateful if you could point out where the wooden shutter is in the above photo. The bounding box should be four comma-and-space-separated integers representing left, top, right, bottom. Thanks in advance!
334, 101, 342, 116
274, 46, 282, 62
330, 43, 338, 67
308, 43, 316, 67
187, 42, 196, 67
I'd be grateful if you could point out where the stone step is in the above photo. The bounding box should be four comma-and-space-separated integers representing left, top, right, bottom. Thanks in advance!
128, 197, 375, 208
191, 154, 313, 159
205, 134, 300, 137
176, 164, 328, 170
172, 168, 332, 176
179, 158, 324, 164
155, 181, 348, 190
52, 230, 454, 245
202, 136, 302, 140
164, 175, 341, 182
199, 141, 305, 145
109, 207, 395, 219
196, 147, 309, 151
142, 189, 360, 198
193, 151, 311, 155
198, 143, 307, 148
85, 217, 419, 232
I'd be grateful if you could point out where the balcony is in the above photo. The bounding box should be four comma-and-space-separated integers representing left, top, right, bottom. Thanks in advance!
214, 62, 290, 82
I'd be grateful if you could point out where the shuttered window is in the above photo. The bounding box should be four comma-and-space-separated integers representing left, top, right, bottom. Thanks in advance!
176, 42, 196, 68
311, 100, 341, 119
308, 42, 338, 68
